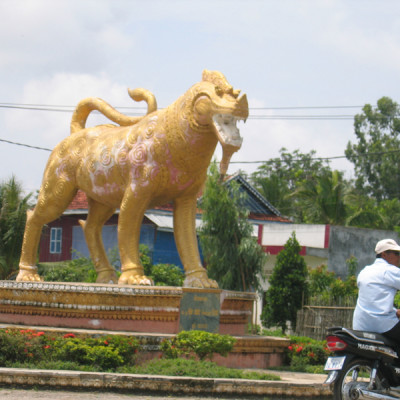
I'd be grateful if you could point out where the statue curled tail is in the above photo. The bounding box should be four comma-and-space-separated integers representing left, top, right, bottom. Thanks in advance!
70, 88, 157, 134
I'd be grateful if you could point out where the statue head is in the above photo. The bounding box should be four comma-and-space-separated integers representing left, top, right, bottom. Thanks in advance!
191, 70, 249, 176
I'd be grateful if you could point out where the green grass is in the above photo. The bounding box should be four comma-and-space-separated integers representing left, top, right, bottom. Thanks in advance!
118, 358, 281, 380
9, 358, 280, 380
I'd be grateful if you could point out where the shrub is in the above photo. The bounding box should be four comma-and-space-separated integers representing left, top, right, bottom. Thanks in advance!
307, 259, 358, 306
260, 329, 331, 372
54, 335, 140, 370
0, 329, 140, 371
83, 343, 124, 370
308, 264, 336, 296
0, 329, 49, 365
0, 328, 280, 380
161, 330, 236, 361
150, 263, 184, 286
286, 336, 331, 369
38, 254, 97, 283
102, 334, 140, 365
141, 244, 183, 286
38, 245, 184, 287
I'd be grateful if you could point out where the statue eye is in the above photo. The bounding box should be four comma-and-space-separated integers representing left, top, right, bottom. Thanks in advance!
215, 86, 224, 96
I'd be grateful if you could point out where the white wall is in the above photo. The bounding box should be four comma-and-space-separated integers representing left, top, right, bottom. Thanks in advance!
261, 224, 327, 248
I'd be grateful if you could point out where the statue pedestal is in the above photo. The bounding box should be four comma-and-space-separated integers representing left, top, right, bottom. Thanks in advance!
0, 281, 254, 335
0, 281, 289, 369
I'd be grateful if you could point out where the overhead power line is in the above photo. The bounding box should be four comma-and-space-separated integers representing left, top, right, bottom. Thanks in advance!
0, 102, 363, 121
230, 149, 400, 164
2, 137, 400, 164
0, 102, 365, 110
251, 105, 364, 110
251, 115, 354, 120
0, 101, 389, 164
0, 138, 52, 152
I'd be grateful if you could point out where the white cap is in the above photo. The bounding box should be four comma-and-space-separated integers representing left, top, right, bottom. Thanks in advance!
375, 238, 400, 254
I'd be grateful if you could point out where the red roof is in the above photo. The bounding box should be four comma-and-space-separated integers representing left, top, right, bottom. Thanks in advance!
249, 212, 291, 223
67, 191, 289, 222
69, 190, 88, 210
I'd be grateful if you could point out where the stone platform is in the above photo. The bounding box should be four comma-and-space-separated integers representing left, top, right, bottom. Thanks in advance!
0, 281, 289, 369
0, 281, 255, 335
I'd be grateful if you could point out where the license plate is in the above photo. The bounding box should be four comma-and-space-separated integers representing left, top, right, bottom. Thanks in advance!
324, 356, 346, 371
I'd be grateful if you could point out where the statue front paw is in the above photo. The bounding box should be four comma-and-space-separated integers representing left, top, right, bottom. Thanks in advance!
118, 271, 153, 286
183, 270, 219, 289
16, 267, 43, 282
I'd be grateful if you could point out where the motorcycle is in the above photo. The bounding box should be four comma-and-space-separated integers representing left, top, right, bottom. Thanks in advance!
324, 326, 400, 400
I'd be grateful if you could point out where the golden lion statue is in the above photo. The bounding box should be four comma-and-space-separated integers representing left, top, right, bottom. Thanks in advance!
17, 70, 248, 288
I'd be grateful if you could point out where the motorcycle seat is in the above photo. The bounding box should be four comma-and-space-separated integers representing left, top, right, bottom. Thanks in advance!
328, 326, 398, 348
349, 328, 396, 347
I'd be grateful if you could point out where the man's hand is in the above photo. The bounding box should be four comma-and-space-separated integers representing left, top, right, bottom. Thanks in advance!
396, 309, 400, 319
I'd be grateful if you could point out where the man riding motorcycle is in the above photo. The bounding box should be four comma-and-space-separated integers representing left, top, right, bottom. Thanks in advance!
353, 238, 400, 345
324, 239, 400, 399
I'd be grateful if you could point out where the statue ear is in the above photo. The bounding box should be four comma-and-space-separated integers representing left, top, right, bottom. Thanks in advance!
202, 70, 211, 81
193, 95, 212, 125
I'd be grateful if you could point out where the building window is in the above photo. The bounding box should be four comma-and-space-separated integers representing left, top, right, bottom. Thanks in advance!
50, 227, 62, 254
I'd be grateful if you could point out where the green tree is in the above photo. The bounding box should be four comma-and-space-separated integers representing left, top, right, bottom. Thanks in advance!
0, 176, 32, 279
250, 148, 332, 220
291, 170, 349, 225
344, 190, 382, 228
261, 232, 308, 333
377, 198, 400, 230
344, 187, 400, 231
345, 96, 400, 201
199, 162, 266, 292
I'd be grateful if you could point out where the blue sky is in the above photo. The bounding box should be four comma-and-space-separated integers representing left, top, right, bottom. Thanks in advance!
1, 0, 400, 193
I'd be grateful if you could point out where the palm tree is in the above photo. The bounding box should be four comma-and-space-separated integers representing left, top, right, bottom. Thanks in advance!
252, 174, 293, 218
292, 170, 349, 225
0, 176, 32, 279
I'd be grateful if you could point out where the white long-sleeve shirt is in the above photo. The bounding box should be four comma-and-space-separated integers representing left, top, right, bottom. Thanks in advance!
353, 258, 400, 333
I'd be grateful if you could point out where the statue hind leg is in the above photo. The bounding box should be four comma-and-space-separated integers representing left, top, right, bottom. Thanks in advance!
17, 182, 78, 282
78, 198, 118, 284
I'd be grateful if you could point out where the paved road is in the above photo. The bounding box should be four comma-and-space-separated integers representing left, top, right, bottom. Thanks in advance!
0, 388, 219, 399
2, 388, 280, 400
0, 387, 328, 400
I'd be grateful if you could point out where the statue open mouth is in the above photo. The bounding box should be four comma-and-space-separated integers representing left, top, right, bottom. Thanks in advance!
213, 113, 245, 176
213, 114, 244, 149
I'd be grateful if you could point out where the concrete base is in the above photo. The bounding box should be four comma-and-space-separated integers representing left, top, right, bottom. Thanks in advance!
0, 281, 288, 369
0, 281, 255, 335
0, 367, 332, 398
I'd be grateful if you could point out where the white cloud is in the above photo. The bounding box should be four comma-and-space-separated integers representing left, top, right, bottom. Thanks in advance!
5, 73, 133, 144
1, 0, 399, 192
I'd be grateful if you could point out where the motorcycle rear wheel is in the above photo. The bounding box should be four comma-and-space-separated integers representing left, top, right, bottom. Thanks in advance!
333, 358, 384, 400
